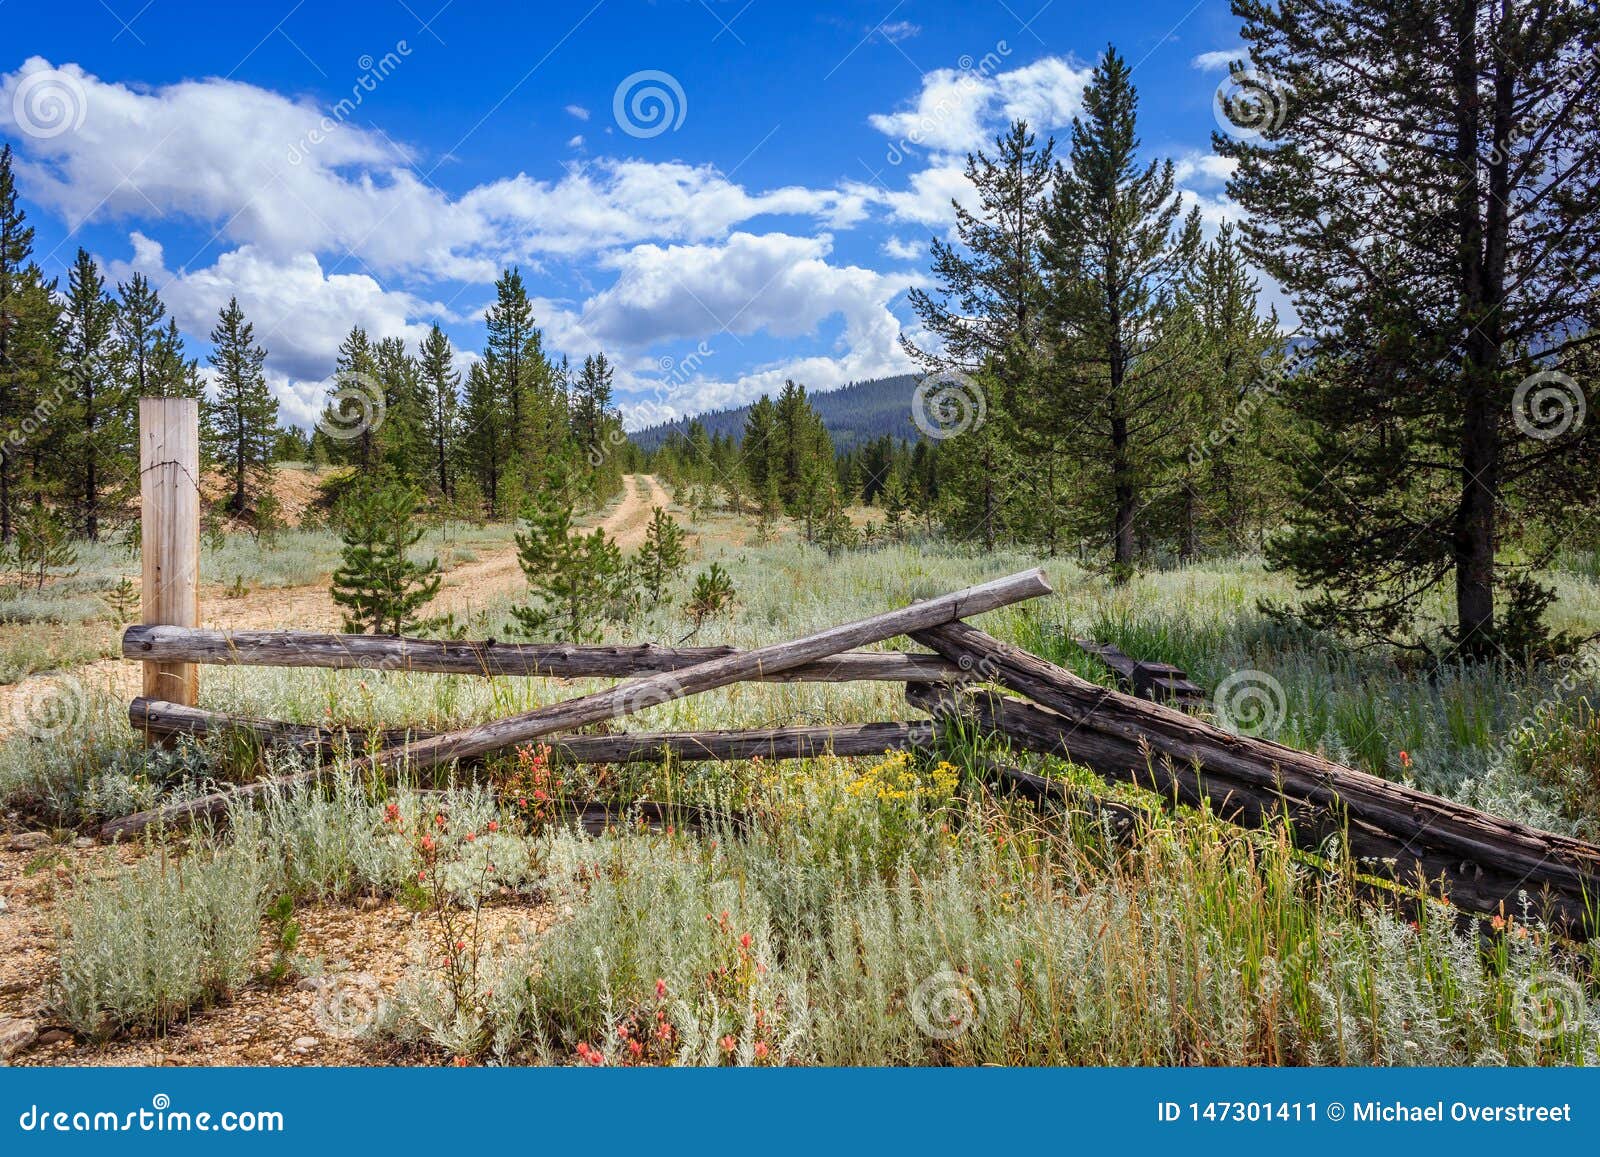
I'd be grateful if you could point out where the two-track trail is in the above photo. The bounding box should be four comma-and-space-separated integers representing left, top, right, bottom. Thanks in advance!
0, 475, 673, 738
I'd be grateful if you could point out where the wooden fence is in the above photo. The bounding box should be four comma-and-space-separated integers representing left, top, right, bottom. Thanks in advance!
110, 399, 1600, 938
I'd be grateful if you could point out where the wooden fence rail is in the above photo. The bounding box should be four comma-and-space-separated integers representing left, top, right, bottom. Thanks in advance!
109, 412, 1600, 944
122, 626, 962, 683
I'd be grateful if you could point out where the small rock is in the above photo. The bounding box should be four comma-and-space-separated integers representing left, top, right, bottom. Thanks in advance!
73, 837, 94, 850
35, 1028, 72, 1046
4, 832, 50, 852
291, 1036, 319, 1053
0, 897, 9, 914
294, 976, 331, 993
0, 1017, 38, 1059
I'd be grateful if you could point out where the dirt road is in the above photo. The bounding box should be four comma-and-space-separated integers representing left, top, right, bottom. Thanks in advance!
0, 475, 673, 739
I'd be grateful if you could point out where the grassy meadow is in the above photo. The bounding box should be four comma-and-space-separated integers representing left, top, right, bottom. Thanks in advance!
5, 491, 1600, 1066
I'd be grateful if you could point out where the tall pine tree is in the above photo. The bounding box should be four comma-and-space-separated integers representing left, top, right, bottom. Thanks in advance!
208, 296, 278, 517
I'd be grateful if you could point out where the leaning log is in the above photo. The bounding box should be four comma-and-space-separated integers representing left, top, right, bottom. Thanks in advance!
124, 696, 929, 766
104, 568, 1050, 838
910, 622, 1600, 935
121, 627, 961, 684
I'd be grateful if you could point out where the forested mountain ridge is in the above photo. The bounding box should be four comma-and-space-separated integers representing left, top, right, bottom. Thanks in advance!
630, 374, 921, 451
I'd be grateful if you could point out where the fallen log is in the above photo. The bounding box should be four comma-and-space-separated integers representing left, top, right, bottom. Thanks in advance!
121, 627, 961, 684
104, 568, 1050, 838
124, 696, 929, 766
910, 622, 1600, 935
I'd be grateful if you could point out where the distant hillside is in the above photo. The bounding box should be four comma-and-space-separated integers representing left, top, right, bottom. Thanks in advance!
631, 374, 923, 452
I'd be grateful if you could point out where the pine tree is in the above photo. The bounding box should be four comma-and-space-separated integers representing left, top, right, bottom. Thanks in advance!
59, 248, 128, 541
1171, 223, 1286, 558
418, 324, 459, 499
0, 145, 59, 538
1041, 47, 1200, 580
6, 502, 77, 592
484, 267, 563, 493
741, 393, 776, 497
329, 481, 442, 634
904, 122, 1053, 549
1222, 0, 1600, 654
374, 335, 428, 484
683, 562, 735, 639
635, 505, 688, 605
459, 360, 508, 518
507, 475, 628, 643
208, 296, 278, 517
319, 325, 379, 469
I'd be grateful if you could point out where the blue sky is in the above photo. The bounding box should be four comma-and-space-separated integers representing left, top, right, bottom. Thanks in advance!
2, 0, 1256, 430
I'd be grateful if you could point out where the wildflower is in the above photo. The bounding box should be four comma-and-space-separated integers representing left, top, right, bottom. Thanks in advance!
628, 1040, 643, 1059
384, 802, 400, 823
1491, 915, 1507, 932
740, 933, 752, 951
488, 820, 499, 833
655, 978, 668, 1000
454, 940, 466, 953
720, 1035, 736, 1053
420, 835, 435, 852
435, 813, 446, 828
1399, 750, 1413, 770
465, 832, 476, 842
518, 797, 528, 808
754, 1041, 769, 1060
452, 1056, 471, 1067
417, 870, 427, 883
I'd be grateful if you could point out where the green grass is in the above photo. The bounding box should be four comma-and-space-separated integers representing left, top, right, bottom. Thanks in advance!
11, 535, 1600, 1063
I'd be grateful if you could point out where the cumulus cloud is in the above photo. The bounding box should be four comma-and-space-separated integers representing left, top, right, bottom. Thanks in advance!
564, 103, 590, 120
0, 57, 868, 280
883, 236, 922, 260
868, 54, 1091, 162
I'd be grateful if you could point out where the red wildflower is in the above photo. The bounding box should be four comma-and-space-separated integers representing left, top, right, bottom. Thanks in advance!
628, 1040, 643, 1058
434, 813, 446, 828
720, 1035, 736, 1053
754, 1042, 769, 1060
655, 978, 668, 1000
1399, 750, 1413, 770
740, 933, 752, 951
487, 820, 499, 832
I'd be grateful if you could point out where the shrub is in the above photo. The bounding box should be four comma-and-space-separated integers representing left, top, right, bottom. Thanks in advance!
53, 844, 270, 1040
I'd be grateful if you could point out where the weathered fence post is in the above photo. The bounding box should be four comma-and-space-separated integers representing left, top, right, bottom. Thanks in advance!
139, 397, 200, 718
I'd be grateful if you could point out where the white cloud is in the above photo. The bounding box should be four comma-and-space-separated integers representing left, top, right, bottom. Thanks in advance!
564, 103, 590, 120
882, 236, 922, 260
1174, 151, 1237, 185
0, 58, 869, 280
567, 134, 585, 148
868, 54, 1091, 161
1192, 49, 1247, 72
